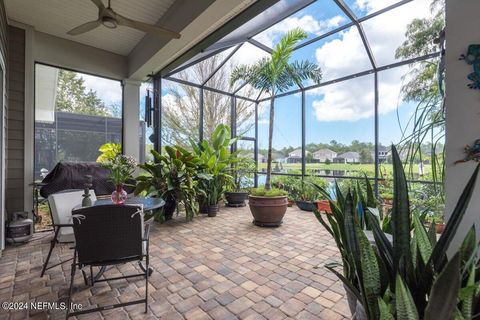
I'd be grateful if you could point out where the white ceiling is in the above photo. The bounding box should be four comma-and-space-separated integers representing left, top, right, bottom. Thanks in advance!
5, 0, 176, 56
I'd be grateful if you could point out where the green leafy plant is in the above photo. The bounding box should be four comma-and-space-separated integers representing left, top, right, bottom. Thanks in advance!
314, 145, 480, 319
273, 175, 328, 201
230, 27, 322, 190
96, 142, 122, 163
250, 188, 288, 197
100, 154, 136, 185
228, 155, 256, 192
135, 147, 202, 221
191, 124, 236, 206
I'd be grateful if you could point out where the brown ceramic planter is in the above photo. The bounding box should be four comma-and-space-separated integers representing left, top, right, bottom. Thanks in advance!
436, 223, 445, 234
248, 195, 288, 227
424, 222, 445, 234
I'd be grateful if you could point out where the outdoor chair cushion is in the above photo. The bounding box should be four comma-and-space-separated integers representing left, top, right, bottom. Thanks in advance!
48, 190, 97, 243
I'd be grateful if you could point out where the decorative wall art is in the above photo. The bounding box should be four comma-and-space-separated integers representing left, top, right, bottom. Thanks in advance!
460, 44, 480, 89
455, 139, 480, 164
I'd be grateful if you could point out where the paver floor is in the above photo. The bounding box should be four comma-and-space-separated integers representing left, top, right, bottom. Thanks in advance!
0, 205, 351, 319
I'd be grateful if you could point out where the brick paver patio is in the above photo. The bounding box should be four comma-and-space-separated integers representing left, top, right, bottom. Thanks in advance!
0, 205, 350, 319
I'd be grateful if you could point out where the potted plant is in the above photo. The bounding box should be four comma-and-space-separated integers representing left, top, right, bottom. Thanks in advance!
100, 154, 136, 204
224, 155, 255, 207
191, 124, 235, 216
230, 28, 321, 226
135, 147, 201, 222
248, 188, 288, 226
295, 180, 319, 211
313, 146, 480, 319
424, 212, 445, 234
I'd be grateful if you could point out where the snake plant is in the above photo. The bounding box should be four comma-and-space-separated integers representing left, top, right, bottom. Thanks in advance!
314, 145, 480, 319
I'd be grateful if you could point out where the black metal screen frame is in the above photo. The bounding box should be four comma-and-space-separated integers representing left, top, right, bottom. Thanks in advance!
153, 0, 443, 195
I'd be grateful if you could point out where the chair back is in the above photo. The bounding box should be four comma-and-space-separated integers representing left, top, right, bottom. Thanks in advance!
71, 205, 144, 265
48, 190, 97, 242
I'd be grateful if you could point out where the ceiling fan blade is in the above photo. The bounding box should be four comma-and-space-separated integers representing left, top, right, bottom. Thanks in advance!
115, 14, 180, 39
90, 0, 105, 10
67, 20, 101, 35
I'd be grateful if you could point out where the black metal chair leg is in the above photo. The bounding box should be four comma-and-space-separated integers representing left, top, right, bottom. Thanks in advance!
41, 228, 60, 277
138, 261, 153, 277
144, 257, 149, 313
81, 269, 89, 286
66, 250, 77, 319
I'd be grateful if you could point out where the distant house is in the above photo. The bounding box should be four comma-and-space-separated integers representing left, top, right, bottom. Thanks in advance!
273, 152, 287, 163
313, 149, 337, 163
255, 153, 285, 163
377, 146, 389, 163
258, 153, 266, 163
287, 148, 306, 163
370, 146, 390, 163
334, 151, 360, 164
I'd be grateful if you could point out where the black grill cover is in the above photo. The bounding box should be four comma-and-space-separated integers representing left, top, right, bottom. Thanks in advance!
40, 162, 135, 198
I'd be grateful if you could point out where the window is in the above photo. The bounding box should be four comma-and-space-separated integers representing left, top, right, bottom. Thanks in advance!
34, 64, 122, 177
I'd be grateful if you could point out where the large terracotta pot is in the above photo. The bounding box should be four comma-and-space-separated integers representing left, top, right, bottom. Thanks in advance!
248, 195, 288, 227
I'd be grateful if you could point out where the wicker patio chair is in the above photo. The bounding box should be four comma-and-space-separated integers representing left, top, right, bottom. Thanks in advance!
41, 189, 97, 277
66, 204, 150, 318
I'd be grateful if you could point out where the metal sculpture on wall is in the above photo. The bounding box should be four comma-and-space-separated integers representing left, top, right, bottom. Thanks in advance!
460, 44, 480, 89
455, 139, 480, 164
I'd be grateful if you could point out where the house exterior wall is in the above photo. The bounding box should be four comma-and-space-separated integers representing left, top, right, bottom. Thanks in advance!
444, 0, 480, 252
6, 25, 24, 214
313, 150, 337, 162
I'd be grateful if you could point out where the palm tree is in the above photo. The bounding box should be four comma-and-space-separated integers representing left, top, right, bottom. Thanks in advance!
230, 28, 322, 190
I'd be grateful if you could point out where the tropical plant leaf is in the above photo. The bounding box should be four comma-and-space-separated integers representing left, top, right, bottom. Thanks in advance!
460, 264, 476, 320
424, 252, 461, 320
378, 298, 394, 320
413, 214, 433, 265
325, 264, 362, 302
367, 210, 394, 284
391, 145, 412, 276
395, 274, 419, 320
357, 226, 381, 318
459, 226, 476, 272
429, 164, 480, 272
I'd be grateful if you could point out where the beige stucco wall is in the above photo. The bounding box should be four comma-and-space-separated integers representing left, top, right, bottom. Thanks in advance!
444, 0, 480, 249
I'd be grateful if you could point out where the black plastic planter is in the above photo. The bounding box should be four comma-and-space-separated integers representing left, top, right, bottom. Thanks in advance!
225, 191, 248, 207
295, 200, 317, 212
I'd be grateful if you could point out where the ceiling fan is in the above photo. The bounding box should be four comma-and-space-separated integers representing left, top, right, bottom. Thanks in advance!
67, 0, 181, 39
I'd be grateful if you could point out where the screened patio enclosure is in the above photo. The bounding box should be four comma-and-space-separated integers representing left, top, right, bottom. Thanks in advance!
150, 0, 443, 197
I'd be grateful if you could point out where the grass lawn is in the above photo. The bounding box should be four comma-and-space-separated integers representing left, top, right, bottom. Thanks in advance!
258, 162, 432, 179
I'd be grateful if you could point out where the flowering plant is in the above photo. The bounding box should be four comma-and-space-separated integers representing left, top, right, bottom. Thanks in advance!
101, 154, 136, 185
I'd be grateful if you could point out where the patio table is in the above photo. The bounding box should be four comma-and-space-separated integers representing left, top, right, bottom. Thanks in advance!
92, 196, 165, 211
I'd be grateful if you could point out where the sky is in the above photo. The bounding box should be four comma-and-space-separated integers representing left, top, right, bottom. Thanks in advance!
73, 0, 438, 150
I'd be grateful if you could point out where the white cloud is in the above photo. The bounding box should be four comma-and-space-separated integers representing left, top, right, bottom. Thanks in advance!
80, 73, 122, 107
309, 0, 433, 122
255, 14, 345, 48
